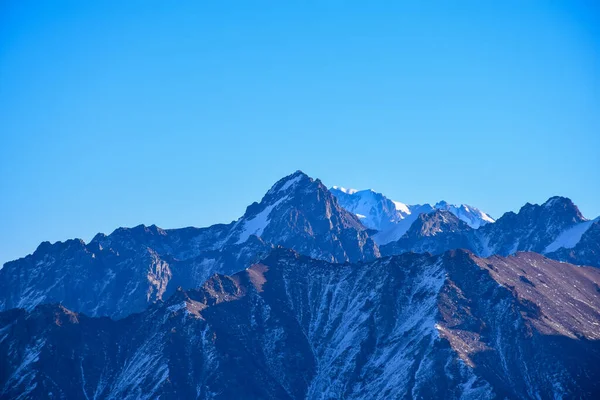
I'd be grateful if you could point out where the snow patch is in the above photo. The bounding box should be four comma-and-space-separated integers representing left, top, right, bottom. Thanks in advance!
236, 196, 289, 244
544, 220, 595, 253
278, 175, 302, 193
110, 334, 169, 400
167, 302, 186, 313
477, 233, 493, 257
392, 200, 411, 215
479, 211, 495, 224
3, 339, 45, 398
509, 241, 520, 255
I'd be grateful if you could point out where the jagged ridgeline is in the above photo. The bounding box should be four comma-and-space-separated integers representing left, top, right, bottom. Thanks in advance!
1, 171, 599, 399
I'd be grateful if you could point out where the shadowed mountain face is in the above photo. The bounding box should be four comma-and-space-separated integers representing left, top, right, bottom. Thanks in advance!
0, 171, 378, 319
2, 249, 600, 399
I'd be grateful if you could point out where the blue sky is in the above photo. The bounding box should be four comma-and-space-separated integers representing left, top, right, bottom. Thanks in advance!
1, 1, 599, 266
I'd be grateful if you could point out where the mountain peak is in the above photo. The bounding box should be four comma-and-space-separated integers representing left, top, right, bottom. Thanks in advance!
543, 195, 571, 205
515, 196, 586, 223
479, 196, 588, 256
266, 170, 312, 197
330, 187, 496, 241
34, 238, 86, 255
330, 186, 406, 226
421, 208, 460, 223
434, 201, 495, 228
542, 196, 582, 215
227, 172, 378, 262
408, 209, 471, 237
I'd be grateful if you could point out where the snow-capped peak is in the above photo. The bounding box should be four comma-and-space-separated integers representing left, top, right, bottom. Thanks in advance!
543, 218, 597, 254
235, 195, 290, 244
230, 172, 311, 245
540, 196, 586, 222
268, 170, 309, 195
329, 187, 404, 230
434, 201, 495, 229
331, 186, 358, 195
330, 186, 435, 244
392, 200, 411, 215
330, 186, 496, 245
543, 196, 570, 209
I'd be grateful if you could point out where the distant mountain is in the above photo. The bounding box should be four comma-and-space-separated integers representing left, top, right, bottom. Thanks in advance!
381, 209, 475, 255
434, 200, 495, 229
330, 186, 494, 245
0, 171, 378, 319
329, 187, 409, 233
477, 196, 587, 256
381, 195, 600, 268
330, 186, 435, 245
2, 249, 600, 399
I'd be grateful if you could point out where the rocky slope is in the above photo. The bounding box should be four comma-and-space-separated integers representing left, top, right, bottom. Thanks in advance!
2, 249, 600, 399
381, 210, 475, 255
0, 171, 378, 319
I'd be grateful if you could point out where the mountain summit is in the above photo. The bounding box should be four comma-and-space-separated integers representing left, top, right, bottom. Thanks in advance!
477, 195, 587, 256
226, 171, 378, 262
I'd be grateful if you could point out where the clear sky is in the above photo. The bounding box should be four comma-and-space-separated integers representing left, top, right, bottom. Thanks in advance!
1, 0, 599, 267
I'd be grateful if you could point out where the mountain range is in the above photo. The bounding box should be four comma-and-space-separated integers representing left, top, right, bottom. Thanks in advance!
0, 172, 378, 319
329, 187, 494, 245
1, 170, 599, 399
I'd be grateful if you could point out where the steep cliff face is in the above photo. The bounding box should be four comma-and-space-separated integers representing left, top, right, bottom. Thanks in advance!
2, 249, 599, 399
